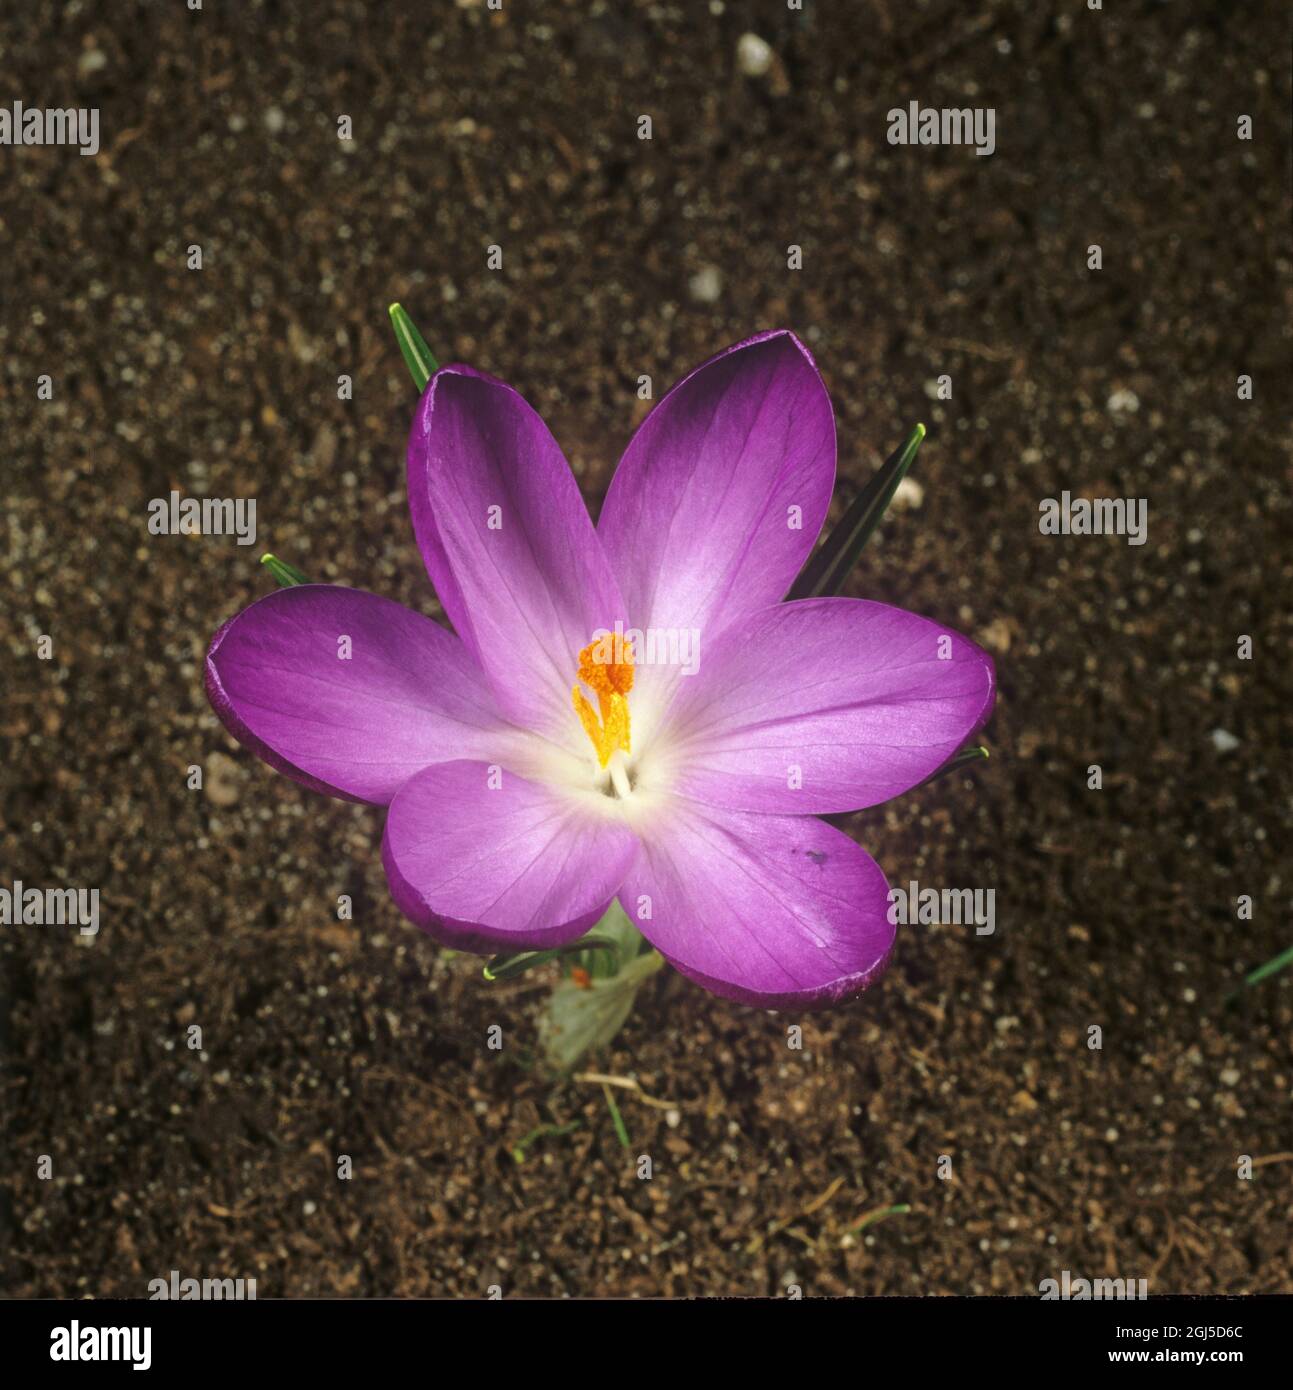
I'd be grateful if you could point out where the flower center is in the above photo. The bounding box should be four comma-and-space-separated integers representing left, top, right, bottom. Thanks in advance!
571, 634, 634, 773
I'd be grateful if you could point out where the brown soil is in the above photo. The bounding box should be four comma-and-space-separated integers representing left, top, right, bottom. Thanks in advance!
2, 0, 1290, 1298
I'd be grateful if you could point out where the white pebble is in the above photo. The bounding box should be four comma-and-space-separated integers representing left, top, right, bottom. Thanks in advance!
737, 34, 774, 78
689, 266, 723, 304
891, 477, 925, 511
1210, 728, 1240, 753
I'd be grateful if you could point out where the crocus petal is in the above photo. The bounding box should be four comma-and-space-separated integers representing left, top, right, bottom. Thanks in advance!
407, 364, 626, 748
621, 801, 894, 1009
597, 331, 835, 730
206, 585, 508, 806
382, 761, 640, 953
656, 598, 995, 814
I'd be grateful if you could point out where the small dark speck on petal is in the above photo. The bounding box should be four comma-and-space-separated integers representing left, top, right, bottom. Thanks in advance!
806, 850, 828, 866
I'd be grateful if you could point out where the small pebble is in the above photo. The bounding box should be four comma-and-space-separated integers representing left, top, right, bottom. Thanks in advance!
1210, 728, 1240, 753
891, 477, 925, 511
688, 266, 723, 304
204, 751, 243, 807
736, 34, 774, 78
978, 617, 1012, 654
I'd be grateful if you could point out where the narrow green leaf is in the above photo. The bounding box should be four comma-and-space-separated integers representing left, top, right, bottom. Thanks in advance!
483, 935, 618, 982
583, 900, 645, 979
846, 1203, 911, 1234
787, 423, 926, 600
388, 302, 439, 391
1224, 944, 1293, 1006
602, 1083, 631, 1149
485, 903, 646, 983
260, 553, 309, 587
1243, 945, 1293, 989
510, 1120, 581, 1164
914, 744, 989, 792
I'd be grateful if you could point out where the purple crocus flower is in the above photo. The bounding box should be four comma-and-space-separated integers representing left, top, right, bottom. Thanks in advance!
206, 332, 995, 1008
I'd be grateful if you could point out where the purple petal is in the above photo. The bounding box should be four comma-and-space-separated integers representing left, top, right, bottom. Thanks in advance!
657, 598, 995, 813
206, 585, 507, 805
407, 365, 625, 747
597, 331, 835, 726
382, 761, 640, 952
622, 802, 895, 1009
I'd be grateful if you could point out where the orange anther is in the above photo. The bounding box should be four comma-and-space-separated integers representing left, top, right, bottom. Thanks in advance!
572, 635, 634, 766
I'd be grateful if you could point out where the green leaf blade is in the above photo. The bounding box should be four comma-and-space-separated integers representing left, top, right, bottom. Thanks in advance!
602, 1084, 631, 1149
483, 936, 620, 983
388, 302, 439, 391
914, 744, 990, 792
260, 553, 309, 587
788, 423, 925, 601
1243, 945, 1293, 989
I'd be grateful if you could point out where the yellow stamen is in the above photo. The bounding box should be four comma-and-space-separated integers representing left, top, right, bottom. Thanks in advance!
572, 636, 634, 767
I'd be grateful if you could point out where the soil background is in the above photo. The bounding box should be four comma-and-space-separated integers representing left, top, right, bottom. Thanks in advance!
2, 0, 1290, 1298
